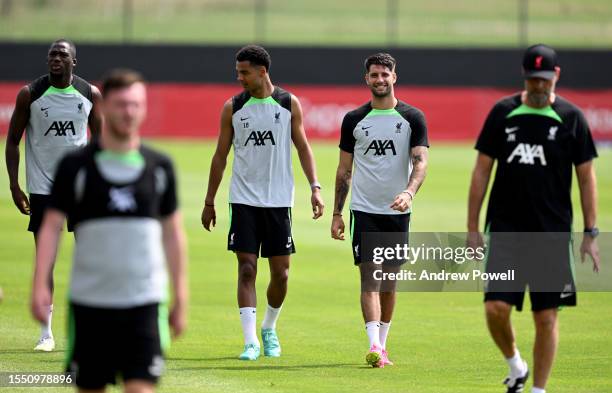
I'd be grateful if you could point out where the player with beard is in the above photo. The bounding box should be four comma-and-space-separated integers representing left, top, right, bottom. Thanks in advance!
467, 44, 599, 393
331, 53, 429, 367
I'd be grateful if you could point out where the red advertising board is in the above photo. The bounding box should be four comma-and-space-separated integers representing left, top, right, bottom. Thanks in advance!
1, 82, 611, 142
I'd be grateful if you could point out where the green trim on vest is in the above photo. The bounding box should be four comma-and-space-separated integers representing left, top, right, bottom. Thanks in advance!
96, 150, 145, 167
42, 85, 81, 97
506, 104, 563, 123
365, 108, 401, 118
243, 96, 280, 107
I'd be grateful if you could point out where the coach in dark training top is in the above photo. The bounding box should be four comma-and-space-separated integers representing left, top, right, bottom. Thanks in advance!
467, 44, 599, 393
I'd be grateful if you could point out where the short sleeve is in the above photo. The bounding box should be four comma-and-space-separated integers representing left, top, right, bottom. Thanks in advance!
49, 156, 79, 215
339, 113, 357, 153
159, 158, 178, 217
475, 103, 504, 159
408, 109, 429, 148
572, 110, 598, 165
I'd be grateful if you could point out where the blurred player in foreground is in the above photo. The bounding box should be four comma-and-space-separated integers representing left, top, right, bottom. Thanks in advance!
31, 68, 187, 393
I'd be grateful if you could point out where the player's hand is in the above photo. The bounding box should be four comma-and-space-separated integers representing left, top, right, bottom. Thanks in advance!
31, 283, 51, 324
10, 186, 30, 215
169, 300, 187, 338
580, 235, 600, 273
201, 204, 216, 231
390, 191, 412, 212
466, 231, 485, 250
311, 188, 324, 219
331, 214, 345, 240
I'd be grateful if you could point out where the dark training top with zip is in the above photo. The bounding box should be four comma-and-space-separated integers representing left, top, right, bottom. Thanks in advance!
476, 93, 597, 232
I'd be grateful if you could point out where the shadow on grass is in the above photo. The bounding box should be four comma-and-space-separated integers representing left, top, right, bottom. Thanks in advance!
167, 357, 237, 362
169, 362, 366, 371
0, 349, 65, 355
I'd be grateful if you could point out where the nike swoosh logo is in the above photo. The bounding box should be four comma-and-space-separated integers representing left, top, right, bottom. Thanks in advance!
41, 107, 50, 111
240, 117, 249, 121
505, 126, 519, 134
286, 243, 292, 248
560, 292, 573, 299
362, 126, 372, 130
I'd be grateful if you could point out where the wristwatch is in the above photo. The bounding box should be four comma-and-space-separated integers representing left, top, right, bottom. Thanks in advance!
584, 227, 599, 238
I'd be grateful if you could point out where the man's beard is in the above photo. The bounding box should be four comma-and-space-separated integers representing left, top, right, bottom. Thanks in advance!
527, 90, 551, 107
107, 120, 137, 141
371, 84, 392, 98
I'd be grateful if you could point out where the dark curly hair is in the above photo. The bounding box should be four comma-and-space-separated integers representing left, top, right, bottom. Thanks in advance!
364, 53, 396, 73
236, 45, 271, 71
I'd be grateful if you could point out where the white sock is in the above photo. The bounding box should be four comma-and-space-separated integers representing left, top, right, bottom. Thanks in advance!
365, 321, 381, 348
239, 307, 258, 346
40, 304, 53, 338
531, 387, 545, 393
261, 304, 282, 330
379, 321, 391, 349
506, 348, 527, 377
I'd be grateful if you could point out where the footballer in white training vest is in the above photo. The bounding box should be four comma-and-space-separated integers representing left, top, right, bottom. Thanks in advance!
5, 39, 103, 352
202, 45, 325, 361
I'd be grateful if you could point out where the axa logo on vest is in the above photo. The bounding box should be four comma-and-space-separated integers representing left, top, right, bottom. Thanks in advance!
44, 120, 76, 136
108, 186, 137, 212
507, 143, 547, 166
244, 130, 275, 146
364, 140, 396, 156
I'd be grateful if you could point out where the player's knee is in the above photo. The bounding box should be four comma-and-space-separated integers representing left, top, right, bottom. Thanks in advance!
534, 311, 557, 332
485, 301, 511, 321
361, 291, 379, 302
270, 268, 289, 285
238, 262, 257, 283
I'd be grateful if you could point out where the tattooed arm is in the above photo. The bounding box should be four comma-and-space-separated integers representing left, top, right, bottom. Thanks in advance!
331, 150, 353, 240
406, 146, 429, 195
390, 146, 429, 212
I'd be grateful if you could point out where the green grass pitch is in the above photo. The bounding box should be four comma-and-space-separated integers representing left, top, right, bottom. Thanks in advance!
0, 141, 611, 392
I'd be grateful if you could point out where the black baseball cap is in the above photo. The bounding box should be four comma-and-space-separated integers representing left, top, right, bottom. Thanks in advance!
522, 44, 558, 80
